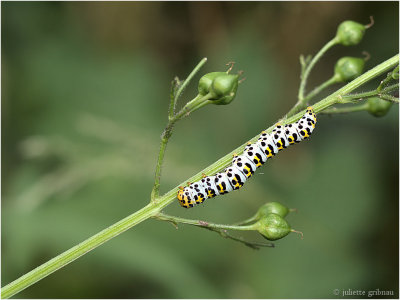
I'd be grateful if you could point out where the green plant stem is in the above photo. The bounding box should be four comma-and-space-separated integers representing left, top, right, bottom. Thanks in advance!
211, 230, 274, 249
377, 65, 399, 91
169, 58, 208, 119
233, 215, 258, 226
303, 75, 339, 103
2, 54, 398, 299
168, 78, 180, 119
343, 83, 399, 100
172, 93, 213, 122
288, 37, 338, 117
151, 92, 214, 202
151, 58, 208, 201
299, 38, 339, 100
155, 212, 257, 231
154, 213, 274, 249
321, 104, 369, 114
379, 94, 399, 103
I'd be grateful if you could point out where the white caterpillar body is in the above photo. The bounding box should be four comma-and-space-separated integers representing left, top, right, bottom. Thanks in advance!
177, 107, 317, 208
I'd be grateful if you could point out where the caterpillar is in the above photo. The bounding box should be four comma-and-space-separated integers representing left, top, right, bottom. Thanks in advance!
177, 107, 317, 208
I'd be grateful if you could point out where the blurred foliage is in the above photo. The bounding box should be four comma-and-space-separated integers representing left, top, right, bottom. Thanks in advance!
2, 2, 399, 298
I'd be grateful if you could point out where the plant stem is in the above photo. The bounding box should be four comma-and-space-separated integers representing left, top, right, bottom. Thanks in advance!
171, 93, 213, 122
321, 104, 369, 114
151, 58, 208, 201
155, 212, 257, 231
211, 230, 274, 249
343, 83, 399, 100
299, 38, 338, 100
151, 92, 213, 201
377, 65, 399, 91
2, 54, 398, 299
303, 75, 339, 103
288, 37, 338, 117
379, 94, 399, 103
172, 57, 208, 118
154, 213, 274, 249
168, 78, 180, 119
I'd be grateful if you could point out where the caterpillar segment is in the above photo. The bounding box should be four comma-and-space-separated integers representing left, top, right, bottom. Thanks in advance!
232, 154, 256, 178
243, 143, 267, 167
177, 107, 317, 208
284, 123, 302, 144
225, 166, 247, 190
257, 132, 278, 158
201, 175, 219, 198
214, 172, 233, 194
272, 123, 290, 151
188, 182, 207, 204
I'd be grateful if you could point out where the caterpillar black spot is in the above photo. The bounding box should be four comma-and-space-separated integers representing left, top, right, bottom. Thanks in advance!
177, 107, 317, 208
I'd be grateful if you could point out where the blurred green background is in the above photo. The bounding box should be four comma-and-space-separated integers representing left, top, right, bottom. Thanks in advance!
2, 2, 399, 298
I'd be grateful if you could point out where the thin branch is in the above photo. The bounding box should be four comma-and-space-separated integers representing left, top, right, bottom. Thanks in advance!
171, 58, 208, 120
211, 228, 275, 249
154, 212, 256, 231
379, 94, 399, 103
154, 213, 274, 249
320, 103, 369, 114
289, 37, 338, 117
344, 83, 399, 100
303, 75, 338, 103
168, 77, 181, 119
377, 65, 399, 91
151, 58, 208, 201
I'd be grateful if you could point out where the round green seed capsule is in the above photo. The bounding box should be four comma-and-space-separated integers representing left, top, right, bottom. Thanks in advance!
255, 213, 291, 241
198, 72, 227, 96
334, 57, 365, 82
336, 20, 366, 46
256, 202, 290, 219
367, 97, 393, 117
210, 73, 239, 105
198, 72, 240, 105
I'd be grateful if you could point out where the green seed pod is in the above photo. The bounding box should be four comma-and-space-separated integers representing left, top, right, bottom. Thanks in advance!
198, 72, 240, 105
210, 73, 239, 105
255, 213, 291, 241
256, 202, 290, 219
367, 97, 393, 117
198, 72, 227, 96
334, 57, 365, 82
336, 20, 366, 46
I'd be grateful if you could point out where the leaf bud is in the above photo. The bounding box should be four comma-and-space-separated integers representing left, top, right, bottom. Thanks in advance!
255, 213, 291, 241
334, 56, 365, 82
367, 97, 393, 117
336, 20, 366, 46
